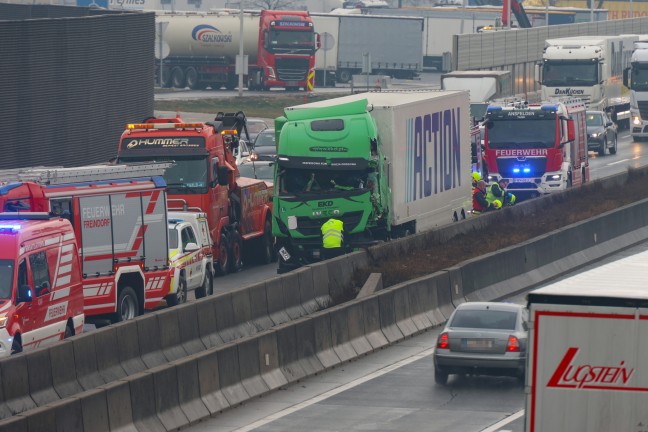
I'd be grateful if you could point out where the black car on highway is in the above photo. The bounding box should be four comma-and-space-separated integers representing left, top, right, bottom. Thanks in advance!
586, 111, 617, 156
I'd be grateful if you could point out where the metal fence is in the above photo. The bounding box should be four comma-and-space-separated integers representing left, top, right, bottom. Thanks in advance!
452, 17, 648, 97
0, 4, 154, 169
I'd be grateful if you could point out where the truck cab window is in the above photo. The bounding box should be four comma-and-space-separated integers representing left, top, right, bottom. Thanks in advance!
29, 251, 51, 297
17, 259, 28, 292
0, 260, 14, 299
51, 198, 74, 226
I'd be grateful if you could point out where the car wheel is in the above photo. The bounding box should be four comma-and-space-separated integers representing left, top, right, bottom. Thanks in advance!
10, 334, 22, 355
598, 138, 607, 156
166, 275, 187, 306
114, 286, 139, 322
609, 135, 618, 155
434, 368, 449, 385
215, 232, 229, 276
195, 268, 213, 298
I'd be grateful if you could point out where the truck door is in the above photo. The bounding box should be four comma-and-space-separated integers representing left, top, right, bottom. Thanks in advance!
14, 258, 37, 348
181, 226, 200, 289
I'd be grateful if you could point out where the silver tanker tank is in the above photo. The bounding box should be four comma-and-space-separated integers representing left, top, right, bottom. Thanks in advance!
157, 13, 261, 64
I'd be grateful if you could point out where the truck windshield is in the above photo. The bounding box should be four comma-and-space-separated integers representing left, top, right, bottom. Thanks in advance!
486, 119, 556, 149
0, 260, 15, 299
119, 156, 209, 194
542, 61, 598, 87
268, 29, 315, 54
277, 167, 370, 195
631, 65, 648, 91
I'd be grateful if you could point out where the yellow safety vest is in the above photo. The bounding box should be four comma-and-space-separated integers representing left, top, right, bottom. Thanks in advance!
321, 218, 344, 249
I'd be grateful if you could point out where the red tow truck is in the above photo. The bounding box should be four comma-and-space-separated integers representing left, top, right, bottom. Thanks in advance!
117, 112, 274, 275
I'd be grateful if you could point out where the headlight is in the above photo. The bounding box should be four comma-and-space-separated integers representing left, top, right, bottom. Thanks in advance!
590, 133, 599, 138
0, 316, 7, 328
634, 116, 642, 125
547, 174, 562, 181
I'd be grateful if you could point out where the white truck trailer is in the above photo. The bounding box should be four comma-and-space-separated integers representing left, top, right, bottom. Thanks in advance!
525, 249, 648, 432
624, 41, 648, 141
310, 13, 424, 85
538, 35, 638, 129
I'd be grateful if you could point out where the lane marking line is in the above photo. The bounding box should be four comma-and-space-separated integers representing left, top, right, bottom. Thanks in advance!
231, 347, 437, 432
608, 158, 630, 166
480, 409, 525, 432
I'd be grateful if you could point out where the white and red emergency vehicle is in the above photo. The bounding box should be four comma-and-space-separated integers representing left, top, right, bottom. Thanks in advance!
0, 213, 85, 357
0, 164, 173, 322
482, 98, 589, 200
167, 209, 214, 305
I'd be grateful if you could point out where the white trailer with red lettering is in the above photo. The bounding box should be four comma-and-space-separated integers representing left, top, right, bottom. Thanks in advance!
0, 163, 173, 323
525, 249, 648, 432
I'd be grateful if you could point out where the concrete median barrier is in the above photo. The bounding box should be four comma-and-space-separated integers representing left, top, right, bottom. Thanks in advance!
171, 357, 210, 426
392, 287, 417, 337
377, 289, 404, 343
293, 318, 325, 376
49, 341, 84, 399
48, 397, 82, 432
196, 297, 224, 349
0, 384, 11, 420
217, 344, 249, 406
237, 339, 271, 398
346, 301, 373, 357
248, 282, 274, 332
214, 293, 241, 343
196, 350, 230, 415
266, 277, 290, 326
93, 327, 127, 383
231, 288, 258, 337
0, 415, 27, 432
295, 267, 319, 314
157, 308, 189, 362
23, 405, 55, 432
137, 314, 166, 369
362, 296, 389, 350
114, 320, 147, 376
406, 280, 434, 331
257, 333, 288, 389
126, 371, 165, 432
281, 272, 308, 320
329, 308, 357, 362
25, 348, 59, 407
0, 356, 36, 416
80, 388, 110, 432
275, 325, 307, 382
72, 333, 105, 391
176, 303, 207, 355
151, 364, 189, 431
307, 261, 333, 309
311, 312, 341, 369
102, 380, 137, 432
325, 254, 353, 302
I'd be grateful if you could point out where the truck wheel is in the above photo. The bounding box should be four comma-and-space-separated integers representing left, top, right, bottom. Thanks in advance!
160, 65, 173, 88
166, 276, 187, 306
10, 334, 22, 355
337, 70, 352, 84
215, 233, 230, 276
171, 67, 186, 89
64, 322, 74, 339
225, 75, 238, 90
257, 220, 275, 264
609, 135, 618, 155
186, 67, 206, 90
598, 139, 607, 156
114, 286, 139, 322
434, 368, 449, 385
229, 230, 243, 273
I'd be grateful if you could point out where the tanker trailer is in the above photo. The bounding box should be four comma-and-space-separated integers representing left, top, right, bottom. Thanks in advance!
156, 10, 318, 91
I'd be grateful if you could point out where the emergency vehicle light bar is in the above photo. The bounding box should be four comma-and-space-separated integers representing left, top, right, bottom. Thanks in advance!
220, 129, 238, 135
126, 123, 204, 130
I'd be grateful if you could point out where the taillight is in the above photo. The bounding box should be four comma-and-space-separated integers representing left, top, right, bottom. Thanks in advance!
507, 335, 520, 352
437, 332, 449, 349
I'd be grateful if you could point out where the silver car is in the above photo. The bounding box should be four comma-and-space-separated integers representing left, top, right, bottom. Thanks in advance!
433, 302, 528, 385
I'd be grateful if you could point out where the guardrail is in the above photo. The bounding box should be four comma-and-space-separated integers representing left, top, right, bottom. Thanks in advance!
1, 167, 648, 431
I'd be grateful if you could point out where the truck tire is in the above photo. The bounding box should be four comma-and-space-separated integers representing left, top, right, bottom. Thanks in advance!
114, 286, 139, 322
171, 67, 186, 89
186, 67, 206, 90
160, 65, 173, 88
64, 321, 74, 339
229, 230, 243, 273
337, 69, 352, 84
215, 233, 229, 276
166, 275, 187, 306
10, 334, 22, 355
257, 220, 275, 265
225, 75, 238, 90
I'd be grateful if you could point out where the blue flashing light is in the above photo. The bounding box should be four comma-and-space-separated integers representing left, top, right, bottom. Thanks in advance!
523, 168, 531, 173
0, 224, 21, 232
513, 168, 520, 173
168, 219, 185, 224
152, 176, 167, 188
541, 104, 559, 112
487, 106, 503, 112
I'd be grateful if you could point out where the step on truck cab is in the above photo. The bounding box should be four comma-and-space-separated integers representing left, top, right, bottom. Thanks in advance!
0, 213, 85, 357
0, 163, 173, 323
167, 209, 214, 304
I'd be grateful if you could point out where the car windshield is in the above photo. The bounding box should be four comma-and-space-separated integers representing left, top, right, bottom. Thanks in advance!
119, 156, 209, 193
168, 228, 179, 249
238, 163, 274, 181
586, 113, 604, 126
0, 260, 15, 299
254, 131, 276, 148
450, 309, 518, 330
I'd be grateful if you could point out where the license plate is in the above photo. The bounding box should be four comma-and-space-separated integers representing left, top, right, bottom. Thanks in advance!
512, 178, 531, 183
286, 81, 298, 86
466, 339, 493, 349
279, 247, 291, 262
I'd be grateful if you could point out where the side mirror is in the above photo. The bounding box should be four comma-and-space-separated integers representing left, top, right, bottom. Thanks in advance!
566, 118, 575, 143
606, 121, 614, 127
17, 285, 33, 303
184, 242, 200, 252
218, 165, 229, 187
534, 63, 541, 84
316, 32, 321, 50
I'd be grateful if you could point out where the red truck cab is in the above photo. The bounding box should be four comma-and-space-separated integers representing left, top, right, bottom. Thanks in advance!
0, 213, 85, 356
118, 112, 274, 275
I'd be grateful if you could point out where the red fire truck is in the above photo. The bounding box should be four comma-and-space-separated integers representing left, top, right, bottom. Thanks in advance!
117, 112, 274, 275
0, 163, 173, 322
482, 98, 589, 200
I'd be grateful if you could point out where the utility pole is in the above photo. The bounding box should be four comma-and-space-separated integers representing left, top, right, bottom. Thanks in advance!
238, 3, 244, 97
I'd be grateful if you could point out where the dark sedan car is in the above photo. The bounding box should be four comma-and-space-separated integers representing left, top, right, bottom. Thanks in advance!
251, 128, 276, 161
586, 111, 617, 156
433, 302, 528, 385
